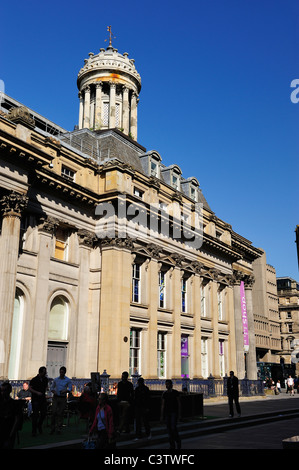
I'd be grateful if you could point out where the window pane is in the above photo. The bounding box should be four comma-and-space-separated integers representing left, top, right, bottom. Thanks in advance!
48, 297, 68, 341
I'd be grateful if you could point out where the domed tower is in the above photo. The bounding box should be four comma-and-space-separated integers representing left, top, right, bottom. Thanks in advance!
77, 31, 141, 141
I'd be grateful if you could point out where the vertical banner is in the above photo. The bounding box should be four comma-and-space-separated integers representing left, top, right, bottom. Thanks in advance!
240, 281, 249, 352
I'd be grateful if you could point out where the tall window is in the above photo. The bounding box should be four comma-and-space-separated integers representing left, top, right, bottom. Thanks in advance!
218, 290, 223, 320
159, 271, 166, 308
157, 332, 166, 378
102, 102, 109, 126
181, 278, 187, 313
54, 228, 69, 261
115, 102, 120, 128
8, 290, 24, 379
181, 335, 189, 378
219, 340, 225, 377
201, 284, 206, 317
132, 264, 141, 303
201, 337, 208, 378
130, 328, 141, 375
48, 296, 69, 341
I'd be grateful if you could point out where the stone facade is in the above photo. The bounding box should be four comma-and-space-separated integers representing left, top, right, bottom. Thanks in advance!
0, 44, 264, 382
277, 276, 299, 374
252, 252, 280, 365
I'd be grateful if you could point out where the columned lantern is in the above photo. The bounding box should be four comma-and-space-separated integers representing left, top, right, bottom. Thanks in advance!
77, 27, 142, 141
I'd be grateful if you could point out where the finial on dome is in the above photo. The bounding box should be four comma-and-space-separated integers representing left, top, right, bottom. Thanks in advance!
105, 25, 116, 49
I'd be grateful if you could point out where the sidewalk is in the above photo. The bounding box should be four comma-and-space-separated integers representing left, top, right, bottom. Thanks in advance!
20, 392, 299, 449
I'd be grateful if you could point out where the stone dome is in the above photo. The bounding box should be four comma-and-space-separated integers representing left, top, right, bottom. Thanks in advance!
77, 46, 141, 94
77, 45, 141, 140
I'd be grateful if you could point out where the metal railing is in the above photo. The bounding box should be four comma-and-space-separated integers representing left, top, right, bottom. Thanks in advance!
2, 375, 264, 399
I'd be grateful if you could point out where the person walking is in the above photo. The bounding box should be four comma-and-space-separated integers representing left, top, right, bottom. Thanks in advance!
134, 377, 151, 440
29, 366, 49, 436
117, 371, 134, 434
227, 371, 241, 418
89, 392, 115, 449
286, 375, 295, 396
50, 366, 72, 434
160, 379, 181, 449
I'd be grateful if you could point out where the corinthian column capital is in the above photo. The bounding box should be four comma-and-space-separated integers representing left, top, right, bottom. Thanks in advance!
0, 191, 28, 217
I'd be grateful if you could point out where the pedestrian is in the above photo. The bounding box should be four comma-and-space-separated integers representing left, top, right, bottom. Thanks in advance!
160, 379, 181, 450
286, 375, 295, 396
117, 371, 134, 434
89, 392, 115, 449
0, 381, 22, 449
16, 380, 32, 418
227, 370, 241, 417
276, 380, 281, 394
134, 377, 151, 440
29, 366, 49, 436
50, 366, 72, 434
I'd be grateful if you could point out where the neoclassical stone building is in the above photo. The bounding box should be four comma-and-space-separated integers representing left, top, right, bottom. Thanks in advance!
0, 42, 263, 381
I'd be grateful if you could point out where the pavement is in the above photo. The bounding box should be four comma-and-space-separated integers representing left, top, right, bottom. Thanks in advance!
23, 391, 299, 450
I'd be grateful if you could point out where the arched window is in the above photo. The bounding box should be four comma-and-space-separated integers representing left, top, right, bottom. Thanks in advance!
8, 289, 24, 379
48, 296, 69, 341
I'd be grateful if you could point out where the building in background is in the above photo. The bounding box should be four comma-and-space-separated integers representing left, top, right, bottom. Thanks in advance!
277, 276, 299, 377
0, 41, 264, 382
252, 252, 282, 381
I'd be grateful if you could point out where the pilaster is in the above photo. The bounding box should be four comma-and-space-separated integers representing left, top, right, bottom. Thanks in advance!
0, 191, 28, 379
109, 82, 116, 128
83, 85, 91, 129
95, 82, 102, 130
30, 216, 58, 368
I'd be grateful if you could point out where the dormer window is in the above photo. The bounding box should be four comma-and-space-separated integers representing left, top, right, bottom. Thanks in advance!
181, 177, 199, 201
172, 174, 179, 190
151, 161, 158, 177
139, 151, 162, 179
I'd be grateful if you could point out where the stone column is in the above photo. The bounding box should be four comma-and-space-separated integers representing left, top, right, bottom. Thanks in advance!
244, 275, 257, 380
233, 271, 246, 379
192, 273, 202, 378
211, 280, 221, 378
74, 230, 94, 377
0, 191, 28, 379
83, 85, 91, 129
146, 256, 159, 378
95, 82, 102, 130
130, 92, 138, 140
109, 82, 116, 128
122, 86, 130, 134
171, 265, 182, 379
98, 238, 133, 376
30, 216, 58, 371
78, 91, 84, 129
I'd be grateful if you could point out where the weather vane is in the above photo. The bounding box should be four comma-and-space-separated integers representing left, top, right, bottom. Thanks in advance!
105, 26, 116, 47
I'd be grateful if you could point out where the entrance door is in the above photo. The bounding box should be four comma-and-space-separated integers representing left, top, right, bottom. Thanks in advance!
47, 342, 67, 379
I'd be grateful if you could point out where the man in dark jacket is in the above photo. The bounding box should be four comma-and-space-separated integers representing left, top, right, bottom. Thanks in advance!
227, 370, 241, 417
117, 371, 134, 433
134, 377, 151, 440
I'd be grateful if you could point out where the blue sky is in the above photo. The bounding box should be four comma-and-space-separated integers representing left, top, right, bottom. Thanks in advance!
1, 0, 298, 280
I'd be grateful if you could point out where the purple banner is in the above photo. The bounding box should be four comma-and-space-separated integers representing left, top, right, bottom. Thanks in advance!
181, 335, 188, 356
240, 281, 249, 352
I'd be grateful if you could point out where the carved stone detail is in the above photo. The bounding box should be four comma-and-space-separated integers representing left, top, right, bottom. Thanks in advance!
0, 191, 28, 217
38, 215, 59, 234
100, 237, 134, 251
77, 229, 96, 247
